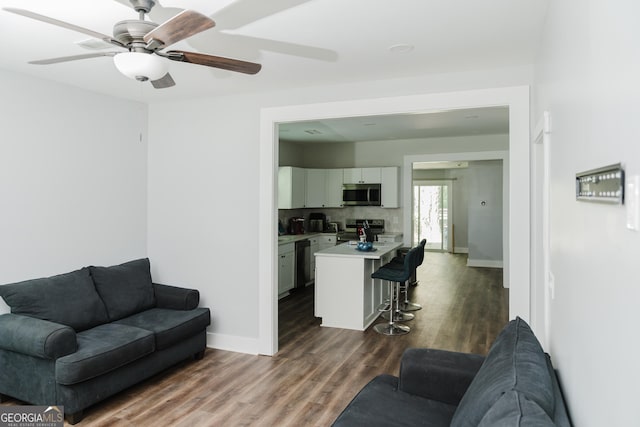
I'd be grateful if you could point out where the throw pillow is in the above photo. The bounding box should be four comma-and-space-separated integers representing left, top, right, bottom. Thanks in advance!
450, 317, 554, 427
0, 267, 109, 331
90, 258, 155, 321
478, 390, 555, 427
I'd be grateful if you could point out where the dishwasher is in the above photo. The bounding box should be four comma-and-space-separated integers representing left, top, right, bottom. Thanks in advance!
294, 239, 311, 289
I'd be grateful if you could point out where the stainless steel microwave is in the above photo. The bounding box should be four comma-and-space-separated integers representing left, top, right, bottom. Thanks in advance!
342, 183, 382, 206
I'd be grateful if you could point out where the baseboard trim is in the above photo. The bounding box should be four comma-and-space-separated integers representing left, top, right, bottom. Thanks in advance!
206, 332, 260, 355
467, 259, 504, 268
454, 247, 469, 254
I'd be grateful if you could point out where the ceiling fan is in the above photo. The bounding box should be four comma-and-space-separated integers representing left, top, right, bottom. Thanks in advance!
2, 0, 262, 89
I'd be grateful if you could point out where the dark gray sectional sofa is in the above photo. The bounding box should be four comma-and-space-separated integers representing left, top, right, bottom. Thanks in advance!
332, 317, 572, 426
0, 258, 210, 424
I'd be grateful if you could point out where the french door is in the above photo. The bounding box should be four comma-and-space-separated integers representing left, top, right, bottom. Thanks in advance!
412, 181, 453, 251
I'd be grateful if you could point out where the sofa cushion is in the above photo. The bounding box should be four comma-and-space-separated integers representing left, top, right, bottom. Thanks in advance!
115, 307, 210, 350
478, 390, 555, 427
56, 323, 154, 385
332, 374, 457, 427
450, 317, 554, 427
398, 348, 485, 405
90, 258, 155, 321
0, 267, 109, 331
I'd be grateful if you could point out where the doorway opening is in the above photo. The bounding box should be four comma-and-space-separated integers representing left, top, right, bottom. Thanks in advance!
260, 87, 531, 356
413, 181, 452, 251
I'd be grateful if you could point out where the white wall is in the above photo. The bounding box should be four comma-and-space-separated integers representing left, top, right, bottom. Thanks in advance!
148, 66, 532, 352
534, 1, 640, 425
0, 69, 149, 309
467, 160, 503, 266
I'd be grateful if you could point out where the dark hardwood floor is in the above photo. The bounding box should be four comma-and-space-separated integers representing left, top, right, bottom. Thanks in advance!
1, 252, 507, 426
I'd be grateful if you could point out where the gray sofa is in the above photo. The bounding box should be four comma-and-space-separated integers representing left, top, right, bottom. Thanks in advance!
332, 317, 572, 426
0, 258, 210, 424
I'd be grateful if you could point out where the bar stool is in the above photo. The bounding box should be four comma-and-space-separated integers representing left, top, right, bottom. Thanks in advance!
370, 245, 421, 335
387, 239, 426, 312
401, 239, 426, 311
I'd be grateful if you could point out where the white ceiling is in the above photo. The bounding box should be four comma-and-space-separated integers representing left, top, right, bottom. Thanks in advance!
278, 106, 509, 143
0, 0, 549, 103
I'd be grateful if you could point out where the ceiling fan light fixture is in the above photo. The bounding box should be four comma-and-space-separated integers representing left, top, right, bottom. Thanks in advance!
113, 52, 168, 81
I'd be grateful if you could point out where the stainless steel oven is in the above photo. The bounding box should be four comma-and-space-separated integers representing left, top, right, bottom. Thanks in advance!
337, 218, 385, 242
342, 183, 382, 206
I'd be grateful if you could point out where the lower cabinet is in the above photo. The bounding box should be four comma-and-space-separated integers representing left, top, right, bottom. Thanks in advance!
278, 243, 295, 296
318, 234, 337, 250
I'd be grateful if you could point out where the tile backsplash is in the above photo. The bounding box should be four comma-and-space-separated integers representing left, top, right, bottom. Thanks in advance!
279, 207, 403, 233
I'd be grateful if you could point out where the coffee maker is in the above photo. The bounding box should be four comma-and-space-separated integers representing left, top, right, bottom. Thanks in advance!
289, 217, 305, 234
308, 213, 326, 232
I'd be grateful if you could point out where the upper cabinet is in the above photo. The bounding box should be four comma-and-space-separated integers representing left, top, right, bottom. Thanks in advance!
380, 166, 399, 208
305, 168, 344, 208
279, 166, 398, 209
278, 166, 306, 209
343, 168, 381, 184
305, 169, 327, 208
325, 169, 344, 207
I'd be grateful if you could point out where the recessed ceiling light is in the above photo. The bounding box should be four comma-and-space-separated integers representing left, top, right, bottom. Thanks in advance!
389, 44, 414, 54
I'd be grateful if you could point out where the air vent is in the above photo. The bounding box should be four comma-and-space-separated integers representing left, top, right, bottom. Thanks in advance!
304, 129, 322, 135
76, 38, 113, 51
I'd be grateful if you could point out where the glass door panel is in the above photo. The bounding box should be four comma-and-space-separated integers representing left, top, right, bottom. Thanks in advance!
413, 182, 451, 251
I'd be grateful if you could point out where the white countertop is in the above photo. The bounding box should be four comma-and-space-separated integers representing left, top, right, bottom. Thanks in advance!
314, 241, 402, 259
277, 232, 336, 245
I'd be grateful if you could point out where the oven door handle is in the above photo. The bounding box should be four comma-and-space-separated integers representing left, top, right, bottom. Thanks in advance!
367, 187, 371, 205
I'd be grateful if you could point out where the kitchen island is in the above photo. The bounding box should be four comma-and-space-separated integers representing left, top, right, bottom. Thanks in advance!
314, 241, 402, 330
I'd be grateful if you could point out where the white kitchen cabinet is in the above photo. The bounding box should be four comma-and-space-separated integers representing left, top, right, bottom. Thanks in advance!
381, 166, 399, 208
278, 166, 306, 209
278, 243, 295, 296
325, 168, 344, 207
343, 168, 381, 184
305, 169, 326, 208
377, 233, 403, 243
305, 168, 344, 208
318, 234, 337, 250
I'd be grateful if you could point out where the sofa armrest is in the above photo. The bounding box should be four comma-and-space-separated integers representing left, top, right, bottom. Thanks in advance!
153, 283, 200, 310
0, 314, 77, 359
398, 348, 485, 405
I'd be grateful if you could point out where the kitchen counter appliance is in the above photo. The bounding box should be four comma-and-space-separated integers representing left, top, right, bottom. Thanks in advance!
289, 217, 305, 234
309, 212, 326, 232
342, 183, 382, 206
337, 218, 385, 243
295, 239, 311, 289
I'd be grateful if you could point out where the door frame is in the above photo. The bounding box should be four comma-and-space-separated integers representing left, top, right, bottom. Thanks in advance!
259, 86, 530, 356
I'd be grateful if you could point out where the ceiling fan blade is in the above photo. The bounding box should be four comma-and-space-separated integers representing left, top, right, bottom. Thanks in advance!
166, 50, 261, 74
2, 7, 124, 48
29, 52, 118, 65
143, 10, 215, 48
151, 73, 176, 89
